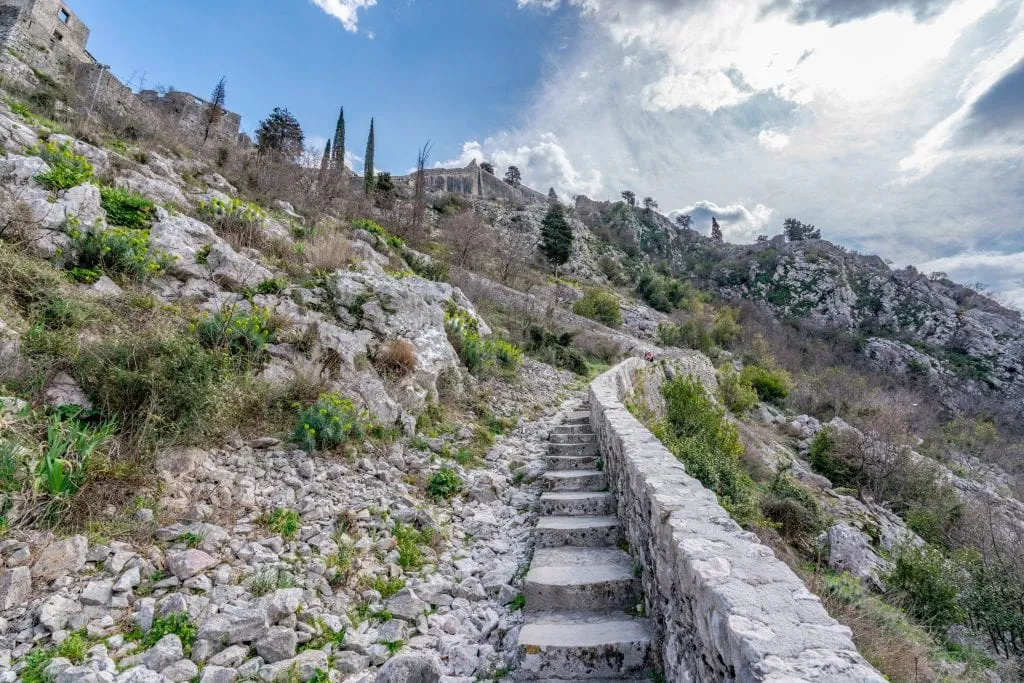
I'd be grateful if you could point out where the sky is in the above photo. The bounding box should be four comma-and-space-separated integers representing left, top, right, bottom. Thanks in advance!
73, 0, 1024, 307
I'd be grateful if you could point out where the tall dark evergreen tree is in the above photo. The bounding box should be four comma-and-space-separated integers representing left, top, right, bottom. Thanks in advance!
332, 107, 345, 170
319, 139, 332, 175
783, 218, 821, 241
364, 118, 375, 195
540, 201, 573, 274
711, 217, 723, 242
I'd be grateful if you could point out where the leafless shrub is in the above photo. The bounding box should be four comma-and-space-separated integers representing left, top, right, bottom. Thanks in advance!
493, 224, 536, 286
442, 211, 488, 270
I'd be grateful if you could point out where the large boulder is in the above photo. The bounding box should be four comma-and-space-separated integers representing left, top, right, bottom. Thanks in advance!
207, 243, 273, 291
43, 372, 93, 410
149, 208, 217, 280
824, 523, 888, 591
375, 653, 442, 683
32, 535, 88, 583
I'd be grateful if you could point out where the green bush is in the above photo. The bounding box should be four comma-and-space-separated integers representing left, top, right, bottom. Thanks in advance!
761, 470, 826, 543
195, 305, 275, 366
807, 427, 857, 488
426, 468, 463, 500
99, 186, 155, 229
718, 365, 759, 413
573, 289, 622, 328
887, 543, 962, 632
740, 364, 791, 404
523, 326, 589, 375
197, 197, 267, 248
393, 522, 433, 570
293, 393, 373, 453
127, 613, 197, 658
654, 376, 760, 525
403, 250, 449, 282
711, 307, 742, 347
28, 141, 93, 191
656, 320, 714, 355
635, 270, 698, 312
444, 305, 522, 377
353, 218, 404, 250
69, 225, 172, 281
77, 331, 224, 447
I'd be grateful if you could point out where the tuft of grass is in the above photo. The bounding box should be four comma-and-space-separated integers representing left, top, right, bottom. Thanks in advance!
263, 507, 301, 540
125, 612, 196, 658
99, 186, 156, 229
366, 575, 406, 599
373, 339, 417, 379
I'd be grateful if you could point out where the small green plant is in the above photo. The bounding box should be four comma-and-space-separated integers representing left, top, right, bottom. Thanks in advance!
510, 594, 526, 611
426, 468, 464, 501
18, 647, 54, 683
55, 630, 89, 664
28, 141, 93, 191
366, 575, 406, 599
178, 531, 205, 548
264, 507, 301, 540
572, 289, 622, 328
384, 640, 405, 655
353, 218, 404, 250
99, 185, 156, 229
394, 522, 433, 571
292, 393, 373, 453
194, 304, 276, 366
256, 277, 288, 295
126, 612, 197, 658
195, 244, 211, 265
69, 224, 172, 281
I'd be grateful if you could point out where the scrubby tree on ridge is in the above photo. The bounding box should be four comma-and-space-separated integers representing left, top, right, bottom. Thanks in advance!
784, 217, 820, 241
711, 217, 723, 242
256, 107, 304, 160
202, 76, 226, 145
504, 165, 522, 187
621, 190, 636, 207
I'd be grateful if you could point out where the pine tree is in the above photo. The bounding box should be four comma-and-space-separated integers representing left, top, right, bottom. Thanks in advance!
711, 217, 723, 242
621, 190, 636, 207
504, 165, 522, 186
364, 118, 375, 195
548, 187, 558, 200
256, 107, 304, 159
540, 201, 573, 274
332, 107, 345, 170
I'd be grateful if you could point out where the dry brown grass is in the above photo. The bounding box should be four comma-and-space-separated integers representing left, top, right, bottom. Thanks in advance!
373, 339, 417, 379
306, 230, 355, 274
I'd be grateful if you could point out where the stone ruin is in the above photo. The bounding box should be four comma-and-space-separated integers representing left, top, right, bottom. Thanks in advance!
0, 0, 242, 148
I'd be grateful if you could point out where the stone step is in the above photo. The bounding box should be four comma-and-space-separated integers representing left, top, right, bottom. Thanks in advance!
541, 470, 607, 493
565, 411, 591, 425
535, 516, 620, 548
545, 455, 600, 471
548, 432, 596, 445
525, 548, 638, 612
549, 424, 593, 436
548, 441, 599, 457
540, 492, 616, 517
517, 612, 654, 680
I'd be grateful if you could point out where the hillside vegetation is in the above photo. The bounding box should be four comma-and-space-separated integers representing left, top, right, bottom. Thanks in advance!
0, 64, 1022, 683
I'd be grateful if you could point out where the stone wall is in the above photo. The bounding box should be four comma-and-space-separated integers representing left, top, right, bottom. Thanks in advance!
138, 89, 242, 148
588, 357, 885, 682
394, 161, 549, 204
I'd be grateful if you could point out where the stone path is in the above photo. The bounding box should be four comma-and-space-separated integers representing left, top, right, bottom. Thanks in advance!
516, 408, 654, 680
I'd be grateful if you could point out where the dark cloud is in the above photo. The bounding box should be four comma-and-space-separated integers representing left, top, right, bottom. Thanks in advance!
959, 58, 1024, 140
767, 0, 954, 26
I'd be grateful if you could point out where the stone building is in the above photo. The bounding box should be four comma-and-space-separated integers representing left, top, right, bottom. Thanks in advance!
396, 160, 549, 204
0, 0, 93, 84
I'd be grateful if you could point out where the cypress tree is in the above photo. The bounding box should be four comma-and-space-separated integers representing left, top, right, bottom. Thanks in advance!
332, 107, 345, 169
364, 118, 375, 195
319, 139, 332, 176
540, 200, 573, 273
711, 217, 723, 242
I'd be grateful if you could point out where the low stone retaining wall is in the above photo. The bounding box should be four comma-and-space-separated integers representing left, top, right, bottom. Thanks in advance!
588, 357, 884, 682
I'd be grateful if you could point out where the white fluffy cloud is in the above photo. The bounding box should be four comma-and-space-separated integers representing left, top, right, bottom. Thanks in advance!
309, 0, 377, 32
758, 129, 791, 151
670, 201, 775, 243
508, 0, 1024, 305
439, 135, 604, 199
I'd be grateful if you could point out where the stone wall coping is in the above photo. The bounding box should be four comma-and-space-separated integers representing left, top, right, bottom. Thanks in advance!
588, 357, 884, 682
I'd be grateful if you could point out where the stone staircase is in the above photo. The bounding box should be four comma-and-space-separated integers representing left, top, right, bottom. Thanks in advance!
516, 409, 654, 680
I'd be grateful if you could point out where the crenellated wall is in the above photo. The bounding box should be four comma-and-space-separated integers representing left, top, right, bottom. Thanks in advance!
588, 357, 885, 682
